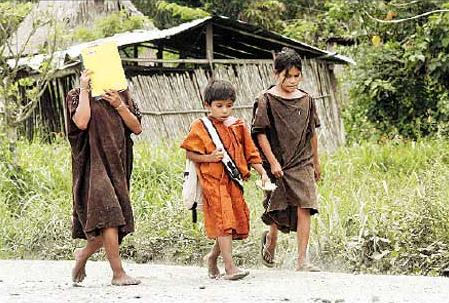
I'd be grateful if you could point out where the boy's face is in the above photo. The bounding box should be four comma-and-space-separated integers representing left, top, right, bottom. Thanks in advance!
276, 66, 302, 93
205, 99, 234, 121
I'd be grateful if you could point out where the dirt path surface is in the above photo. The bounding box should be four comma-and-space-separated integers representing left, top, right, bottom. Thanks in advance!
0, 260, 447, 303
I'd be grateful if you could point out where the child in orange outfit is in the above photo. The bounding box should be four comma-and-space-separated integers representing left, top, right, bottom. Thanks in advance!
181, 80, 268, 280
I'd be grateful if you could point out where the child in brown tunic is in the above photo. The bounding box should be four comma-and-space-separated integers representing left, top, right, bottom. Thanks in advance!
181, 80, 268, 280
66, 69, 142, 286
252, 48, 321, 271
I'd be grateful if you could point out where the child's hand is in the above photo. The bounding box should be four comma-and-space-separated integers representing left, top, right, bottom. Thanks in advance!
80, 69, 92, 89
270, 160, 283, 178
260, 171, 269, 187
102, 89, 125, 109
208, 148, 224, 162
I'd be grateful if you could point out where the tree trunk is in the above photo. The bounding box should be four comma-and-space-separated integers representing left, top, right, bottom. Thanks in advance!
5, 125, 18, 165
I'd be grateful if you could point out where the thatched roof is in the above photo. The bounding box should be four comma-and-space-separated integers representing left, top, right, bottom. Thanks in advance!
5, 0, 152, 57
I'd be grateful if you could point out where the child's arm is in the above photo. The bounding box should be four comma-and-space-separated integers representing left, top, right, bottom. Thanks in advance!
186, 149, 224, 163
311, 132, 321, 181
72, 70, 92, 130
102, 90, 142, 135
256, 133, 284, 178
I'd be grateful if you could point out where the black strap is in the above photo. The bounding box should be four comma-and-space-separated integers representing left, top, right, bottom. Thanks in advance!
192, 208, 197, 223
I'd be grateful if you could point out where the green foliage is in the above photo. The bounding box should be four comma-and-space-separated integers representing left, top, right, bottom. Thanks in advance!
202, 0, 246, 18
0, 1, 61, 147
0, 1, 32, 41
135, 0, 287, 31
153, 1, 209, 29
419, 4, 449, 90
72, 11, 148, 43
2, 139, 449, 275
283, 20, 319, 45
241, 1, 286, 31
343, 7, 449, 141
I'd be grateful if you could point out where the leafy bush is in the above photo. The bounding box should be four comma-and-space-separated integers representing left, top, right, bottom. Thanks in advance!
343, 7, 449, 142
72, 11, 149, 42
0, 1, 32, 40
335, 3, 449, 142
152, 1, 209, 29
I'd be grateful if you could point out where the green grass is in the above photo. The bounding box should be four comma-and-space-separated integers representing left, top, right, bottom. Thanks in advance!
1, 138, 449, 275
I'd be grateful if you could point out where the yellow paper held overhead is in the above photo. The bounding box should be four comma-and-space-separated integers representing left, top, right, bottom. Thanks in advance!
80, 41, 127, 97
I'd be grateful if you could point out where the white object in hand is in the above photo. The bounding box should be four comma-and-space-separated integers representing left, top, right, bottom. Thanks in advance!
256, 180, 277, 191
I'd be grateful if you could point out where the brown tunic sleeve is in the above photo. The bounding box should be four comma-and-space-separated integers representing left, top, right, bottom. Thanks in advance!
241, 123, 262, 165
65, 88, 82, 136
122, 89, 142, 123
65, 88, 90, 159
129, 98, 142, 123
309, 96, 321, 133
251, 94, 271, 134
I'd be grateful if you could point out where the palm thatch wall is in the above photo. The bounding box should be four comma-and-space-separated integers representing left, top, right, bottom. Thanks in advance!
27, 59, 344, 153
129, 60, 344, 152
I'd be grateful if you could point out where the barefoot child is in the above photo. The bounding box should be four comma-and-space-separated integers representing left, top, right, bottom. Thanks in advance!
252, 48, 321, 271
181, 80, 269, 280
66, 69, 142, 286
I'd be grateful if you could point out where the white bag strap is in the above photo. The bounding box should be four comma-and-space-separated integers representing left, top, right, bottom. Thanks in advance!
200, 117, 244, 188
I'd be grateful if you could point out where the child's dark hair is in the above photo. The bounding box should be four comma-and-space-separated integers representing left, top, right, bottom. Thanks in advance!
274, 47, 302, 74
203, 80, 236, 105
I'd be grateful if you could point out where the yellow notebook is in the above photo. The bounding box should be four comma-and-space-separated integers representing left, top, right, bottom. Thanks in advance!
80, 41, 128, 97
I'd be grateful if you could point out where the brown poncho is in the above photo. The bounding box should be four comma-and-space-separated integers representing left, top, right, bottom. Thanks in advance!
251, 90, 320, 233
65, 88, 142, 243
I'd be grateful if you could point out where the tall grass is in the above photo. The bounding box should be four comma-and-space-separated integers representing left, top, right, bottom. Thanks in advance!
1, 138, 449, 275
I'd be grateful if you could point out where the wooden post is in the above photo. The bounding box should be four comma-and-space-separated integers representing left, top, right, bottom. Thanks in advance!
133, 45, 139, 66
206, 22, 214, 75
157, 43, 164, 68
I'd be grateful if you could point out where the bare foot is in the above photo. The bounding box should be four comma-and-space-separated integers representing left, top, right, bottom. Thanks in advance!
296, 258, 320, 272
223, 268, 249, 281
111, 273, 141, 286
203, 253, 220, 279
72, 249, 87, 283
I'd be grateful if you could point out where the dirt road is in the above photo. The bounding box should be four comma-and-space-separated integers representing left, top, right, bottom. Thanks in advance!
0, 260, 447, 302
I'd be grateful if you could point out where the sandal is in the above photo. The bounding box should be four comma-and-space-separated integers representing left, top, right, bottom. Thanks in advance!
260, 231, 275, 268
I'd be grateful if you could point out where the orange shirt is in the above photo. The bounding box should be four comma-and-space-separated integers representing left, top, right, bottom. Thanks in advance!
181, 117, 262, 239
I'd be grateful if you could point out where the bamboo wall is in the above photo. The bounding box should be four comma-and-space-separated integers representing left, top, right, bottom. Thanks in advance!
26, 60, 345, 152
24, 74, 76, 141
129, 60, 345, 153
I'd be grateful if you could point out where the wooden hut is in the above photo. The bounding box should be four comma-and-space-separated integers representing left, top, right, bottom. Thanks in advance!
3, 0, 152, 139
22, 15, 354, 153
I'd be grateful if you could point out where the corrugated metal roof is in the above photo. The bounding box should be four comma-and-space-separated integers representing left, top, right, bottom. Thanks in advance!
8, 15, 354, 72
65, 17, 209, 59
